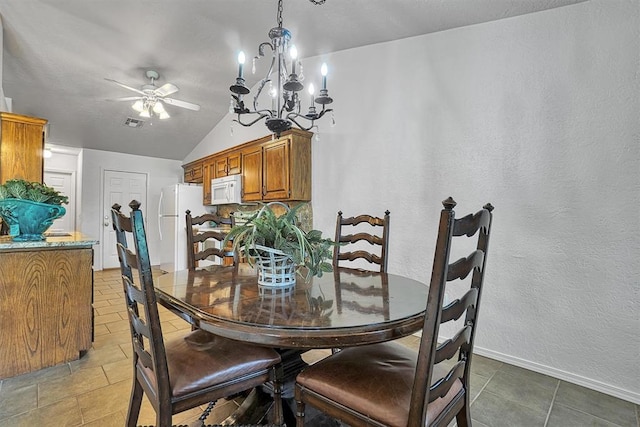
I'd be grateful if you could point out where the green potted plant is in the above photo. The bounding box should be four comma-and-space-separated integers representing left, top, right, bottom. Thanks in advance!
223, 202, 334, 286
0, 179, 68, 241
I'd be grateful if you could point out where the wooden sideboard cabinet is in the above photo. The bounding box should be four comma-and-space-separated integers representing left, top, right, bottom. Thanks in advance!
0, 112, 47, 184
0, 242, 94, 379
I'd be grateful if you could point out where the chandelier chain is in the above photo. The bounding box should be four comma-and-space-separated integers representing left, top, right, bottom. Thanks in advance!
277, 0, 284, 28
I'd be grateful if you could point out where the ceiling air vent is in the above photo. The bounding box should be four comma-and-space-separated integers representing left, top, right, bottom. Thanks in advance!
124, 117, 144, 128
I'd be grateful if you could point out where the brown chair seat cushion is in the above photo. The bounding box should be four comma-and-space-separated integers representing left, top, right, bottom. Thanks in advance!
297, 341, 463, 426
165, 329, 281, 397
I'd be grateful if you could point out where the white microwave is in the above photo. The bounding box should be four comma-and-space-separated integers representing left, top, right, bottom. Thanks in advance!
210, 175, 242, 205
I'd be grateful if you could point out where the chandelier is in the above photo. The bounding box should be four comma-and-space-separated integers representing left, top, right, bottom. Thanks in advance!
229, 0, 333, 136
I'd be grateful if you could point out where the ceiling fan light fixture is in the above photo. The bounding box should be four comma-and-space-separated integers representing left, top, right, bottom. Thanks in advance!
132, 99, 144, 112
139, 108, 151, 118
159, 111, 170, 120
153, 101, 166, 115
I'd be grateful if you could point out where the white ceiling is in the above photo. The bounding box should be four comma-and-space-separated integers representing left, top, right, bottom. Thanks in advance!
0, 0, 584, 160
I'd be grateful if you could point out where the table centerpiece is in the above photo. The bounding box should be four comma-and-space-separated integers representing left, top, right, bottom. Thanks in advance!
223, 202, 334, 291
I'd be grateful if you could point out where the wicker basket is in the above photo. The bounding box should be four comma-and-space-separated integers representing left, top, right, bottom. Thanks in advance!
254, 244, 296, 292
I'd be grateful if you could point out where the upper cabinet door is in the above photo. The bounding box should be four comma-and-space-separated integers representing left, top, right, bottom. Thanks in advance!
262, 139, 290, 200
183, 160, 203, 183
0, 112, 47, 184
214, 153, 242, 179
242, 146, 263, 202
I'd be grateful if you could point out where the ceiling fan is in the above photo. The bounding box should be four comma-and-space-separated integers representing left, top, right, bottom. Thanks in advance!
106, 70, 200, 120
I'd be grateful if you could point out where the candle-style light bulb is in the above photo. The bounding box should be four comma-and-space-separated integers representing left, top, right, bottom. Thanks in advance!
290, 45, 298, 75
270, 85, 278, 111
308, 83, 315, 106
321, 63, 328, 90
237, 51, 246, 79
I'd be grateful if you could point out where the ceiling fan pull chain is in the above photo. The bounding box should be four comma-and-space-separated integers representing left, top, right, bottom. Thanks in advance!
308, 0, 326, 4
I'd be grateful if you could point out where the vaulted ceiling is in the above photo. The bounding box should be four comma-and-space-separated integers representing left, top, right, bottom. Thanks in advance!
0, 0, 584, 160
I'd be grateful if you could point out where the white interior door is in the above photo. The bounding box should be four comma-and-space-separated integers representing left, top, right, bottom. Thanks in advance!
102, 170, 147, 269
43, 170, 76, 234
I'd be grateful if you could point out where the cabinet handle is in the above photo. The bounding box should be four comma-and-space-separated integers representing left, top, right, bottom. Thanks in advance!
262, 186, 266, 196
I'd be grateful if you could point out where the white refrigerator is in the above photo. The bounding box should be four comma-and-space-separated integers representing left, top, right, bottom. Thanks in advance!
158, 184, 207, 272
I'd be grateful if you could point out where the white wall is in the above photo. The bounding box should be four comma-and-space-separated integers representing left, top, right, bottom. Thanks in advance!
44, 144, 82, 234
80, 148, 183, 270
185, 1, 640, 403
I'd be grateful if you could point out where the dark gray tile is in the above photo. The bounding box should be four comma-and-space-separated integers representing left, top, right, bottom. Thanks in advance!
554, 381, 637, 427
483, 370, 556, 413
470, 373, 490, 402
498, 363, 559, 391
470, 354, 503, 378
471, 390, 547, 427
547, 403, 623, 427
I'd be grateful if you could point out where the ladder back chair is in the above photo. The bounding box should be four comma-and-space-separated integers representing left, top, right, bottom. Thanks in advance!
111, 201, 282, 427
186, 210, 237, 269
333, 210, 390, 273
295, 197, 493, 427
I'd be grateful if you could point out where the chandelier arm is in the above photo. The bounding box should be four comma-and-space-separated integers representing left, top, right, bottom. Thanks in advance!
233, 113, 271, 128
287, 115, 316, 132
253, 53, 277, 112
257, 41, 273, 58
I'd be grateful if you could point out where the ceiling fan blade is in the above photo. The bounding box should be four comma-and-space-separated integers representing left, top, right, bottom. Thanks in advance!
104, 78, 145, 95
154, 83, 179, 97
162, 97, 201, 111
106, 96, 144, 102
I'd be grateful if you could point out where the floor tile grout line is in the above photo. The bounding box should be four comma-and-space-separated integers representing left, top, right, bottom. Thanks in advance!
469, 362, 501, 406
543, 380, 560, 427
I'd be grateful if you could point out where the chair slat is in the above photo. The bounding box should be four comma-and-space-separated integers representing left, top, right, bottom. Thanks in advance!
339, 232, 384, 246
435, 325, 472, 364
453, 209, 491, 237
441, 288, 478, 323
428, 359, 466, 403
446, 250, 485, 281
338, 250, 382, 265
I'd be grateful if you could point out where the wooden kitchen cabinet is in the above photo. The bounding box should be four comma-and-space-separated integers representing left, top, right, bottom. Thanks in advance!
0, 112, 47, 184
182, 128, 312, 205
202, 158, 215, 205
241, 129, 312, 202
241, 145, 264, 202
0, 242, 95, 379
214, 152, 241, 179
182, 159, 203, 183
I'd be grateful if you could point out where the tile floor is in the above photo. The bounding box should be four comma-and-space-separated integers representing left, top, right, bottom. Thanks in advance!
0, 268, 638, 426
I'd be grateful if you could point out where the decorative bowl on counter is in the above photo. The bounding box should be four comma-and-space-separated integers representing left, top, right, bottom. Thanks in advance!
0, 198, 66, 241
0, 179, 69, 241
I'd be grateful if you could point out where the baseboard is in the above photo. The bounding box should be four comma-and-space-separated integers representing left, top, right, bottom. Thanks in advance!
472, 345, 640, 405
422, 332, 640, 404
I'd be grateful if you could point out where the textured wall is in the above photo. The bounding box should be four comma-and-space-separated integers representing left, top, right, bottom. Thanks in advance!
187, 0, 640, 402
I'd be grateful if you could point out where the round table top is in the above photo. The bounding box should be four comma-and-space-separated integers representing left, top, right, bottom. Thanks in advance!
154, 264, 428, 349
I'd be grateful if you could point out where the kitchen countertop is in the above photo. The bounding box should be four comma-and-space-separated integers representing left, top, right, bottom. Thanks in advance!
0, 232, 98, 251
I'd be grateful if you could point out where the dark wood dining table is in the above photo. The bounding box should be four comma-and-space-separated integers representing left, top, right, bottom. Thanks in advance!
153, 263, 429, 350
154, 264, 429, 425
